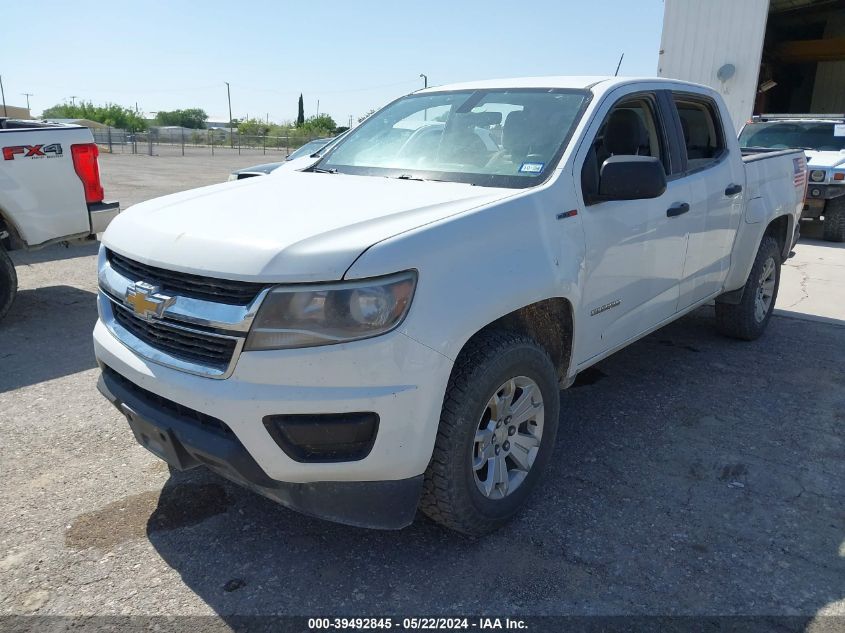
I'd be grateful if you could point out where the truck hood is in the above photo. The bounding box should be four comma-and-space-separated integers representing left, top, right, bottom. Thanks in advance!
103, 170, 514, 282
805, 150, 845, 169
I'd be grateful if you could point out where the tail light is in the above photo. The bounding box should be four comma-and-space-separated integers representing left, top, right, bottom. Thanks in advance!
71, 143, 104, 204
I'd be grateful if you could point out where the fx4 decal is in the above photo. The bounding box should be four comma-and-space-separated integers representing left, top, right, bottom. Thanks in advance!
2, 144, 63, 160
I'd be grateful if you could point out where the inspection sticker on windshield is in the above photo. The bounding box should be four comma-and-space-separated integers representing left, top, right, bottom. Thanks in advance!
834, 123, 845, 137
519, 162, 545, 174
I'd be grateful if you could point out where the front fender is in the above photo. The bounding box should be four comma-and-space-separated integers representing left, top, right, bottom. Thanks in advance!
344, 186, 584, 365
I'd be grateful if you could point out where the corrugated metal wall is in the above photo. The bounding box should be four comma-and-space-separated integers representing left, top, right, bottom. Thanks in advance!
658, 0, 770, 132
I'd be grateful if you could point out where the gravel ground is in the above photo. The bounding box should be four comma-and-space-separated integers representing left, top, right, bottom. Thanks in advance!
0, 152, 843, 626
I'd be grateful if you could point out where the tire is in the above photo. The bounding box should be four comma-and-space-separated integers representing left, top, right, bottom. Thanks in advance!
420, 329, 560, 536
822, 198, 845, 242
715, 236, 781, 341
0, 246, 17, 322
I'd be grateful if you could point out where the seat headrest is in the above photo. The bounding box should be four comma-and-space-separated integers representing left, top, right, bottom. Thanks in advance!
604, 109, 647, 155
502, 111, 534, 154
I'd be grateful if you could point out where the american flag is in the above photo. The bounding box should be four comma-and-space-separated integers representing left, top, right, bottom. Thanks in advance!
793, 157, 807, 188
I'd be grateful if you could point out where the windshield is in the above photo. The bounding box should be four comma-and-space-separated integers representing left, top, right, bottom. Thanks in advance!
314, 88, 590, 188
288, 138, 333, 160
739, 121, 845, 152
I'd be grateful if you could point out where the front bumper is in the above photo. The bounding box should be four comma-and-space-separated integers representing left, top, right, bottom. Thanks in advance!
97, 367, 423, 529
93, 318, 453, 527
89, 201, 120, 234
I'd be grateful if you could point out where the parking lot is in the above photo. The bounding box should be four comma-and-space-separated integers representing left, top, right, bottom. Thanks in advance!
1, 151, 843, 623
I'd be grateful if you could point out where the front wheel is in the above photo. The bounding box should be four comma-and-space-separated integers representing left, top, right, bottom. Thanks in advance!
420, 330, 560, 536
0, 246, 17, 322
715, 236, 781, 341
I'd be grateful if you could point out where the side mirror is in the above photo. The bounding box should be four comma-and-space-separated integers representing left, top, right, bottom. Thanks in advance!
598, 155, 667, 201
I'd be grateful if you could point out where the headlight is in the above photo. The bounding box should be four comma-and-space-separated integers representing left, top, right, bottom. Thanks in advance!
810, 170, 826, 182
227, 173, 239, 182
245, 271, 417, 350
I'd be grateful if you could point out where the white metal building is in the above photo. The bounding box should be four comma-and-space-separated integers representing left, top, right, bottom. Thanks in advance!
659, 0, 845, 131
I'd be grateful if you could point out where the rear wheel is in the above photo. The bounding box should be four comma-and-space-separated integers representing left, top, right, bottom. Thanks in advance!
822, 198, 845, 242
715, 236, 781, 341
0, 246, 17, 321
420, 330, 560, 536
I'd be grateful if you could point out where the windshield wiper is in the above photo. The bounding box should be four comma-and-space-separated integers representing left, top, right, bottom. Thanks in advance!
394, 174, 424, 181
309, 167, 337, 174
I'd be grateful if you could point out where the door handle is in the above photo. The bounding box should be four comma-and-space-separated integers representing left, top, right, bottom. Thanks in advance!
667, 202, 690, 217
725, 183, 743, 196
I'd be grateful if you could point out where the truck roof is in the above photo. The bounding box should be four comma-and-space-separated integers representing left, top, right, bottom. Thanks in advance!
417, 75, 712, 93
751, 114, 844, 123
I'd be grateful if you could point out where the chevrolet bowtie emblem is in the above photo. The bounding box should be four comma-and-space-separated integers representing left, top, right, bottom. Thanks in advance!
124, 281, 175, 320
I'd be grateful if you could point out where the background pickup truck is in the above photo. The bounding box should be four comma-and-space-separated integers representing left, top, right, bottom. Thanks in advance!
93, 76, 805, 535
739, 114, 845, 242
0, 119, 119, 319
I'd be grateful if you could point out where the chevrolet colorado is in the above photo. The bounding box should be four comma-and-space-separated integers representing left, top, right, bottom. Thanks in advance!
0, 119, 119, 319
94, 77, 805, 535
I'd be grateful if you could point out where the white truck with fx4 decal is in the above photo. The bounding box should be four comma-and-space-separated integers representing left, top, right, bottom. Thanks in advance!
0, 118, 119, 320
94, 77, 805, 534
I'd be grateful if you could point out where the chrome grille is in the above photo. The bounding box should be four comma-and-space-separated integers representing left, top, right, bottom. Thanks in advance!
112, 302, 237, 371
108, 249, 267, 306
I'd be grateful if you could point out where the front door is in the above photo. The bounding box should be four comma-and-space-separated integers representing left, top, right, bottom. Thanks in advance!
575, 91, 693, 364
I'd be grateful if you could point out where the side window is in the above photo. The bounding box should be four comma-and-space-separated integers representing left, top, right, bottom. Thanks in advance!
673, 96, 725, 171
581, 96, 668, 200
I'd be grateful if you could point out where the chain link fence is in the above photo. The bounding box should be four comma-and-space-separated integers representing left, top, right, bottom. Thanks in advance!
90, 126, 326, 158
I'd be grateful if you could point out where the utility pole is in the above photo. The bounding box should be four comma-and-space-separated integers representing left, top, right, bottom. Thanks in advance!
69, 95, 77, 107
21, 93, 33, 111
316, 99, 320, 117
225, 81, 233, 149
0, 76, 7, 117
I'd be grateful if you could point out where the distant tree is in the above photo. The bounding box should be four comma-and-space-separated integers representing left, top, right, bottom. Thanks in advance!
301, 114, 336, 135
296, 94, 305, 127
42, 101, 148, 130
237, 117, 271, 136
154, 108, 207, 129
334, 126, 350, 134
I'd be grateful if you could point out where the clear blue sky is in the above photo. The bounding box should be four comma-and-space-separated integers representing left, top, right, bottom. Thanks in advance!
3, 0, 665, 125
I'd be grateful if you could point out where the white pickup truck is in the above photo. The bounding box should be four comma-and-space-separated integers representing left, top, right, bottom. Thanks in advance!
0, 119, 119, 319
94, 77, 805, 535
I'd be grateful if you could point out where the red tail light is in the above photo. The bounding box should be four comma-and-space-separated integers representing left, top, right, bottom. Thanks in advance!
71, 143, 104, 204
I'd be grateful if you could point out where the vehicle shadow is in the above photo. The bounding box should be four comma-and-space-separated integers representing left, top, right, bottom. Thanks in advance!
9, 240, 100, 265
0, 286, 98, 393
144, 309, 844, 620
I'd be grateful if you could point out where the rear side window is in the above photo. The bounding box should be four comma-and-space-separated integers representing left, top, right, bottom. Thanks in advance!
673, 95, 725, 171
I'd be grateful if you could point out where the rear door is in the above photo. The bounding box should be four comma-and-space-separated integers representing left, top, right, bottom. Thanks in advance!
574, 88, 694, 364
669, 92, 746, 310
